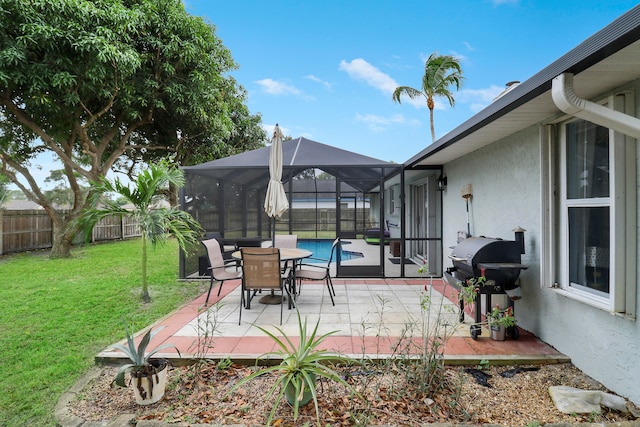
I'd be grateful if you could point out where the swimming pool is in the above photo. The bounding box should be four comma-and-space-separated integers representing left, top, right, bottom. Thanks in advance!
297, 239, 363, 263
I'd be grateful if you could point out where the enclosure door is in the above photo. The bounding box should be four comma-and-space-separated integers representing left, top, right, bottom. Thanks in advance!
408, 178, 440, 275
336, 181, 384, 277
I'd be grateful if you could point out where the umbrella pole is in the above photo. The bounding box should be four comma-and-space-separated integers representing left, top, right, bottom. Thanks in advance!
272, 217, 276, 296
272, 217, 276, 247
261, 216, 279, 302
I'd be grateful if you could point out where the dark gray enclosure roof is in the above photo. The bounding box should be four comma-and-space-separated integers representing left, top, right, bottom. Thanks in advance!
183, 137, 401, 193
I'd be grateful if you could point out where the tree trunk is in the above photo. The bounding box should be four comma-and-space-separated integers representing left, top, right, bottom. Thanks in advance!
168, 182, 178, 207
140, 233, 150, 302
49, 211, 81, 259
429, 107, 436, 143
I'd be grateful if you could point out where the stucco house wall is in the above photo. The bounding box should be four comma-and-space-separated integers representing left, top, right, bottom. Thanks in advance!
440, 85, 640, 405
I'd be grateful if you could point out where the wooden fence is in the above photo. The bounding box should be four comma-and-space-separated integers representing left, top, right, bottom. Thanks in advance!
1, 207, 370, 255
0, 209, 141, 255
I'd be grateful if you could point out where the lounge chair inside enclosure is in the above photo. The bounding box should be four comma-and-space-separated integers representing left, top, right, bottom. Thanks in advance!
201, 238, 242, 305
295, 237, 338, 306
239, 247, 293, 325
364, 220, 390, 245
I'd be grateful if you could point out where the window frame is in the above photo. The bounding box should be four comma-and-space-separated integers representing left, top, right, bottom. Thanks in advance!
389, 185, 397, 215
549, 92, 636, 316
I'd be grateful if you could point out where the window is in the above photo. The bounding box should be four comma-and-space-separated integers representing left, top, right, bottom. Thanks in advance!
552, 93, 636, 316
563, 121, 610, 296
389, 186, 397, 214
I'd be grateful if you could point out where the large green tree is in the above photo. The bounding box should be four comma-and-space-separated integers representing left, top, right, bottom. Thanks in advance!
392, 52, 464, 143
0, 0, 263, 258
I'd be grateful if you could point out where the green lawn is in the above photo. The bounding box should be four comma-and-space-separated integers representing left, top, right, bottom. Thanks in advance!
0, 239, 206, 426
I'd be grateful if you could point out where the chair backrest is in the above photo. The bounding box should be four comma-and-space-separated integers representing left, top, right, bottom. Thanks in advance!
235, 238, 264, 248
327, 237, 340, 267
241, 247, 282, 290
201, 238, 225, 270
274, 234, 298, 248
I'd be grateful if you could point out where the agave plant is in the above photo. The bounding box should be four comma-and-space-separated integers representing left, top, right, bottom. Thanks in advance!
112, 321, 181, 398
231, 310, 359, 426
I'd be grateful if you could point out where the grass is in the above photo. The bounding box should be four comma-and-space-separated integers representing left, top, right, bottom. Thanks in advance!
0, 238, 206, 426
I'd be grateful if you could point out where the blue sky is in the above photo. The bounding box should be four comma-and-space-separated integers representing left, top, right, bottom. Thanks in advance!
184, 0, 638, 164
17, 0, 639, 190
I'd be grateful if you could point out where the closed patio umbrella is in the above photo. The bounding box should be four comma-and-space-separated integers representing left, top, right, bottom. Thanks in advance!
264, 124, 289, 245
263, 124, 289, 304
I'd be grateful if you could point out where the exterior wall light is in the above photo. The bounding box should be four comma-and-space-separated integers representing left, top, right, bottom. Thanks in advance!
437, 174, 447, 191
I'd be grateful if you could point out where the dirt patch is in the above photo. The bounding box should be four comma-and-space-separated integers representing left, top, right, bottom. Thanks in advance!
67, 362, 638, 426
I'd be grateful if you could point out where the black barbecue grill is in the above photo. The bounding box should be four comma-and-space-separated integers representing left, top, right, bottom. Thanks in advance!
444, 232, 528, 339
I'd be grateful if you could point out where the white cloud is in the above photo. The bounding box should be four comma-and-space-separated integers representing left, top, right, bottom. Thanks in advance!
305, 75, 333, 90
340, 58, 424, 108
254, 78, 301, 96
339, 59, 398, 95
463, 41, 475, 51
263, 123, 291, 139
355, 113, 421, 132
457, 85, 505, 112
447, 50, 467, 63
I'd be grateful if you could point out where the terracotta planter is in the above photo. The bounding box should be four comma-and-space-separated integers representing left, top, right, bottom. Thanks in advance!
131, 359, 168, 405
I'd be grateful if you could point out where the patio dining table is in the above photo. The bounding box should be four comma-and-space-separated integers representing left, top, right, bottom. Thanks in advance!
231, 248, 312, 304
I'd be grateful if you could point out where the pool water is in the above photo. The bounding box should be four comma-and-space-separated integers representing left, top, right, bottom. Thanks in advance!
297, 239, 362, 263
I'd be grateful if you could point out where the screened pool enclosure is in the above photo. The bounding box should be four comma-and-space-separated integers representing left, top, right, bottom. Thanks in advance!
179, 137, 443, 279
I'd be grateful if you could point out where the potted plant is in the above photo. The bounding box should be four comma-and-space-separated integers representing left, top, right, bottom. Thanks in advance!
457, 276, 485, 309
231, 310, 359, 426
486, 305, 516, 341
112, 321, 181, 405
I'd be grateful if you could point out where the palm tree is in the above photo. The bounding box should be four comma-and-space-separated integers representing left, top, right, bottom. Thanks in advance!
79, 159, 203, 302
392, 52, 464, 143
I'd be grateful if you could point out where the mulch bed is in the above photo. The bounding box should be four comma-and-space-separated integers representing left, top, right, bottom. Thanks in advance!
67, 362, 638, 426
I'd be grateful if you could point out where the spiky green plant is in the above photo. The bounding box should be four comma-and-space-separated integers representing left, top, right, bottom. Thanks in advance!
231, 310, 359, 426
112, 321, 181, 388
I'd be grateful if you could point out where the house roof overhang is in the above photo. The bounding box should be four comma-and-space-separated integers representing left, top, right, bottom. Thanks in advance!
404, 5, 640, 168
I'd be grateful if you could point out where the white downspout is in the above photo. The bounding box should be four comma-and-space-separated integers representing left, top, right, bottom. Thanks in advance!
551, 73, 640, 140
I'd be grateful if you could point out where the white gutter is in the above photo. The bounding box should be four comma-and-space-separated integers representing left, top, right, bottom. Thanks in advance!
551, 73, 640, 140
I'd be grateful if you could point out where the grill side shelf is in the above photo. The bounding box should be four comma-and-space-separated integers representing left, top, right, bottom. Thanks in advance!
477, 262, 528, 270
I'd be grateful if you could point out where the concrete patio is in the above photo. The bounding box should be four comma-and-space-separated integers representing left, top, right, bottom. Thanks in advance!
97, 277, 569, 366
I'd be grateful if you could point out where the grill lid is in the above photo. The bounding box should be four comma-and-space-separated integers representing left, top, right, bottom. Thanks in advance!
449, 237, 521, 266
